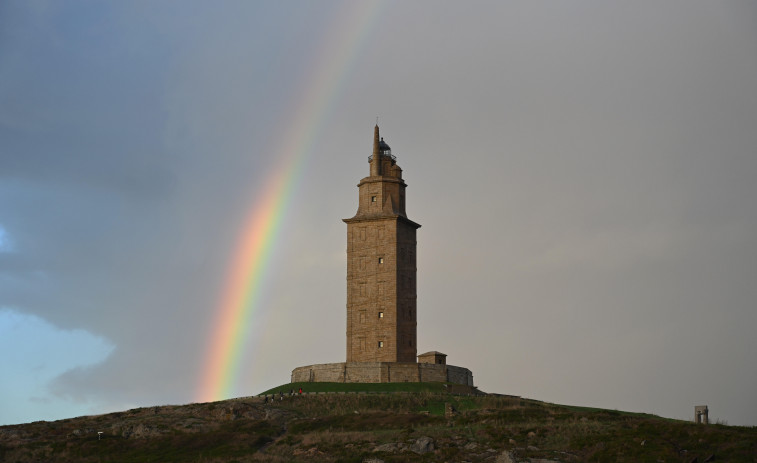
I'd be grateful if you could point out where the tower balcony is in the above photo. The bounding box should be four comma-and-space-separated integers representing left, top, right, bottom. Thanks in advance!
368, 152, 397, 163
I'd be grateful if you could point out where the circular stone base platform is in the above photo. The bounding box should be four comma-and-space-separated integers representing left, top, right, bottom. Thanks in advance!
291, 361, 474, 386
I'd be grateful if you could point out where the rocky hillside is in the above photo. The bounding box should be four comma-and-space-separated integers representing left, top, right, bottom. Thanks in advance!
1, 385, 755, 462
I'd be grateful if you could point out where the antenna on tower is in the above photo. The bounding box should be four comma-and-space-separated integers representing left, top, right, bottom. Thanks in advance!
376, 116, 379, 125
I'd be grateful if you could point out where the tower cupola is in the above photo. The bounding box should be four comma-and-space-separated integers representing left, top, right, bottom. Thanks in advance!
378, 137, 391, 155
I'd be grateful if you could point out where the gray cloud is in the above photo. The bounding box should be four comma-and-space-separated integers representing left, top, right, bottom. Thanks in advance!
1, 1, 755, 425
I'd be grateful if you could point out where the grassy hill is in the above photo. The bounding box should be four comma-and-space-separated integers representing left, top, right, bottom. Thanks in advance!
1, 382, 754, 462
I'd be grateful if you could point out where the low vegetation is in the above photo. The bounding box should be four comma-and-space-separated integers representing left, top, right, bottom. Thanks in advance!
260, 381, 454, 395
1, 383, 754, 462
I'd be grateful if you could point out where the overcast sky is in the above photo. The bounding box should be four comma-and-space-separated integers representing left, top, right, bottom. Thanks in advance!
1, 1, 756, 427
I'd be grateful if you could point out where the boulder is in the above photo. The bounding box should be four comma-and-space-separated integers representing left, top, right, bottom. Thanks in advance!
373, 443, 401, 453
411, 436, 435, 454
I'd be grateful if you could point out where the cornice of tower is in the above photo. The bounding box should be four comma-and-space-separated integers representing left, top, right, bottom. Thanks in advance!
357, 176, 407, 188
343, 214, 421, 229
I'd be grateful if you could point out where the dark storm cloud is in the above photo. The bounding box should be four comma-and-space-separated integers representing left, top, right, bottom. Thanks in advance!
1, 1, 755, 426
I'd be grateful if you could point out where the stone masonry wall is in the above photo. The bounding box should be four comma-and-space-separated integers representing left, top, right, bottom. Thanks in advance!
291, 362, 474, 386
346, 218, 402, 363
395, 219, 417, 362
447, 365, 475, 386
417, 363, 448, 383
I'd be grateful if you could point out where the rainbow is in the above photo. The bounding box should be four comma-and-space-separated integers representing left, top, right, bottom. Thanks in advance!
196, 2, 383, 403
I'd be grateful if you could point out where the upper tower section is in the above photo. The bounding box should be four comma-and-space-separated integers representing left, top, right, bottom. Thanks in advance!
348, 125, 415, 222
369, 124, 401, 179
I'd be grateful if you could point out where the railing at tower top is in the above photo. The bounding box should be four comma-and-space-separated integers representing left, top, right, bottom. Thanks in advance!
368, 152, 397, 162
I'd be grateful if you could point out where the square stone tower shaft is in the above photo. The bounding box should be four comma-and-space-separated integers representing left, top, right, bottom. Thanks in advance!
343, 126, 421, 363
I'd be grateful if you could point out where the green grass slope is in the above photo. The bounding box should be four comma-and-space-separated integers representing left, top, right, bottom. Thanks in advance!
259, 381, 477, 395
1, 383, 754, 462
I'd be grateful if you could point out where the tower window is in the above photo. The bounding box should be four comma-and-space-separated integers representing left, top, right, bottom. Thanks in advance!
378, 341, 384, 348
378, 312, 384, 318
371, 196, 377, 202
378, 257, 384, 264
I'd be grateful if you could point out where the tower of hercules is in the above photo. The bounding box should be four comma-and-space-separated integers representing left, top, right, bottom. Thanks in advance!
344, 125, 421, 363
289, 124, 474, 387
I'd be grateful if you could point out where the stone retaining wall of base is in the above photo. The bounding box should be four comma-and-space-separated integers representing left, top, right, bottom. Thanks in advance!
291, 362, 474, 386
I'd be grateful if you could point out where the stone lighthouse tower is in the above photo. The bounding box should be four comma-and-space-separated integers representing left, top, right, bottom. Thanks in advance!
343, 125, 421, 363
289, 125, 473, 386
